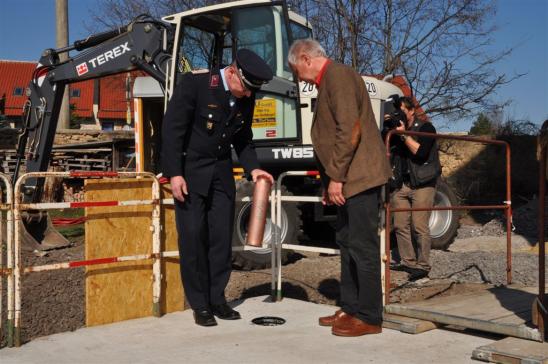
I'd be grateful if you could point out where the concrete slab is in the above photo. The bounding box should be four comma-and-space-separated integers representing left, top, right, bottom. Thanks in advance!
2, 296, 494, 364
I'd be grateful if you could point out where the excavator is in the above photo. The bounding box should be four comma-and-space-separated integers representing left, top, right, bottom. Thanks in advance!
12, 0, 459, 266
13, 0, 301, 249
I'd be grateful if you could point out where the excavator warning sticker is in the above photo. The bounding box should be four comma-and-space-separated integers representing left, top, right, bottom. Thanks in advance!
252, 99, 277, 128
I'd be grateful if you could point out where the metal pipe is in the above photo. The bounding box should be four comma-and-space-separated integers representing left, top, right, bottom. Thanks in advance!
506, 141, 513, 285
276, 174, 284, 301
385, 201, 391, 305
539, 143, 546, 304
390, 205, 508, 212
270, 188, 277, 300
0, 173, 13, 346
246, 176, 272, 247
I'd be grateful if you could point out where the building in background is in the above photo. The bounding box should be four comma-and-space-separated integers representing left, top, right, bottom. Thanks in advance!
0, 60, 145, 130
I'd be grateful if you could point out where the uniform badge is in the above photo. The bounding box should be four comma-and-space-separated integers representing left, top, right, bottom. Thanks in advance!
207, 121, 214, 130
210, 74, 219, 88
208, 104, 219, 109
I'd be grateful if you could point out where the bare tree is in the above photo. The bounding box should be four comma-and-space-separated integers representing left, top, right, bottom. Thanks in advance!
291, 0, 521, 120
88, 0, 520, 121
85, 0, 222, 31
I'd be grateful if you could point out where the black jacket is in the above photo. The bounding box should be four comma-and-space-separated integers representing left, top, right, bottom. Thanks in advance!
161, 70, 260, 197
390, 120, 440, 189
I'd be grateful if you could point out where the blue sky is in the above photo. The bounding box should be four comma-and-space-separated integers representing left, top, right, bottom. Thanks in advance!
1, 0, 547, 132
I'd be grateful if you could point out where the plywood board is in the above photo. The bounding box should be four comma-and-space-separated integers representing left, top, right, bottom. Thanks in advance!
85, 179, 184, 327
386, 285, 546, 341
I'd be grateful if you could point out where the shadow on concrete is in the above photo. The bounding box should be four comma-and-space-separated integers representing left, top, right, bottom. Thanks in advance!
238, 282, 310, 303
488, 286, 536, 327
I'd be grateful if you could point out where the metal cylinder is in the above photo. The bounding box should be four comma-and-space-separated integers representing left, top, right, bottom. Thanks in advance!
246, 176, 272, 247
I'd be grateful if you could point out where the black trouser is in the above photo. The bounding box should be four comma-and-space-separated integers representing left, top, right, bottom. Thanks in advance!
336, 186, 382, 325
174, 172, 235, 310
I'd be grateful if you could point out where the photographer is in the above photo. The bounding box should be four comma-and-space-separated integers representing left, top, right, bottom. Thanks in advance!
384, 96, 441, 281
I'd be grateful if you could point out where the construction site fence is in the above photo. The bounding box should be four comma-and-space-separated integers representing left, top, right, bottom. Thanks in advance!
5, 171, 163, 347
0, 170, 275, 348
270, 131, 515, 307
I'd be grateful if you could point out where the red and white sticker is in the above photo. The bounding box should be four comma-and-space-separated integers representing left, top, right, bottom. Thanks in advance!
76, 62, 89, 76
266, 129, 277, 137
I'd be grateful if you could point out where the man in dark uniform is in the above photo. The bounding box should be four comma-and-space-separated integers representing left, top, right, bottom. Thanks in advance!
162, 49, 274, 327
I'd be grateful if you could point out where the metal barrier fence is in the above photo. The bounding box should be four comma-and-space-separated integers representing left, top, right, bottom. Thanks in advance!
271, 171, 345, 302
384, 129, 512, 304
269, 131, 514, 309
0, 173, 13, 346
5, 172, 275, 347
10, 171, 160, 347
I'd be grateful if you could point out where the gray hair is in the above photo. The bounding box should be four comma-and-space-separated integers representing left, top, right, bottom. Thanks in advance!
288, 38, 327, 65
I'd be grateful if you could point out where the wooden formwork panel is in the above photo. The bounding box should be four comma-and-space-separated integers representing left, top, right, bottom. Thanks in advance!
85, 179, 184, 327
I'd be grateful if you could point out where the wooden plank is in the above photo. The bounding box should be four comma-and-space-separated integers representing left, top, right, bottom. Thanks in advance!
383, 313, 439, 334
386, 304, 542, 341
85, 179, 184, 327
472, 337, 548, 364
405, 286, 540, 322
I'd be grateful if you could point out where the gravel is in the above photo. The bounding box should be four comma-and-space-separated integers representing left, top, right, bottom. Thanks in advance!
430, 250, 540, 286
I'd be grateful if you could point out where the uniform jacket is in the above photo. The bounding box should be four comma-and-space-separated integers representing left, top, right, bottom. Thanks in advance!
161, 70, 260, 197
311, 62, 392, 198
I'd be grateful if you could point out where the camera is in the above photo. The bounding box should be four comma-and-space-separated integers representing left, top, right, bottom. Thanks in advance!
382, 94, 407, 131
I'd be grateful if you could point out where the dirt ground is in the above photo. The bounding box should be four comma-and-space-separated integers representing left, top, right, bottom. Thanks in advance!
0, 212, 543, 348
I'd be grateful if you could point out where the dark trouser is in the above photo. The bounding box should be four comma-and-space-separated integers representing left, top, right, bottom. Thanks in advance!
336, 186, 382, 325
174, 173, 235, 310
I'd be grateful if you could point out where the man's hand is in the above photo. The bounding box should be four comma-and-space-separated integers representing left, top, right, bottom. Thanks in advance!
328, 180, 345, 206
170, 176, 188, 202
250, 169, 274, 184
321, 189, 333, 206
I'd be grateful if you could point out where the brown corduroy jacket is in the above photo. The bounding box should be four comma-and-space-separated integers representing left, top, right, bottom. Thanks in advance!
311, 62, 392, 198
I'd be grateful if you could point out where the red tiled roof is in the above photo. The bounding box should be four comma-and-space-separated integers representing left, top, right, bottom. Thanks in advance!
0, 60, 145, 120
0, 60, 36, 116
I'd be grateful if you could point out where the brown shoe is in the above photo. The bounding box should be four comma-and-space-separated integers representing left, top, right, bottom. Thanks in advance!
332, 316, 382, 337
319, 309, 351, 326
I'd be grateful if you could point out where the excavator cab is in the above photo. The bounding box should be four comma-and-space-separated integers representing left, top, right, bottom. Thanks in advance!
136, 0, 308, 173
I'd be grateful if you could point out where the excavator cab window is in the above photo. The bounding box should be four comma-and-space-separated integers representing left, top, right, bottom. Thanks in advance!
179, 26, 215, 71
174, 4, 301, 144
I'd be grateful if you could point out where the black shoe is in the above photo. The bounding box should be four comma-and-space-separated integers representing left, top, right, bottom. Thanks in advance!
193, 309, 217, 326
406, 267, 429, 281
211, 303, 241, 320
390, 263, 406, 271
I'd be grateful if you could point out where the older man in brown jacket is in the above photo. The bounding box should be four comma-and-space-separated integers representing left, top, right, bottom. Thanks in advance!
288, 39, 392, 337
